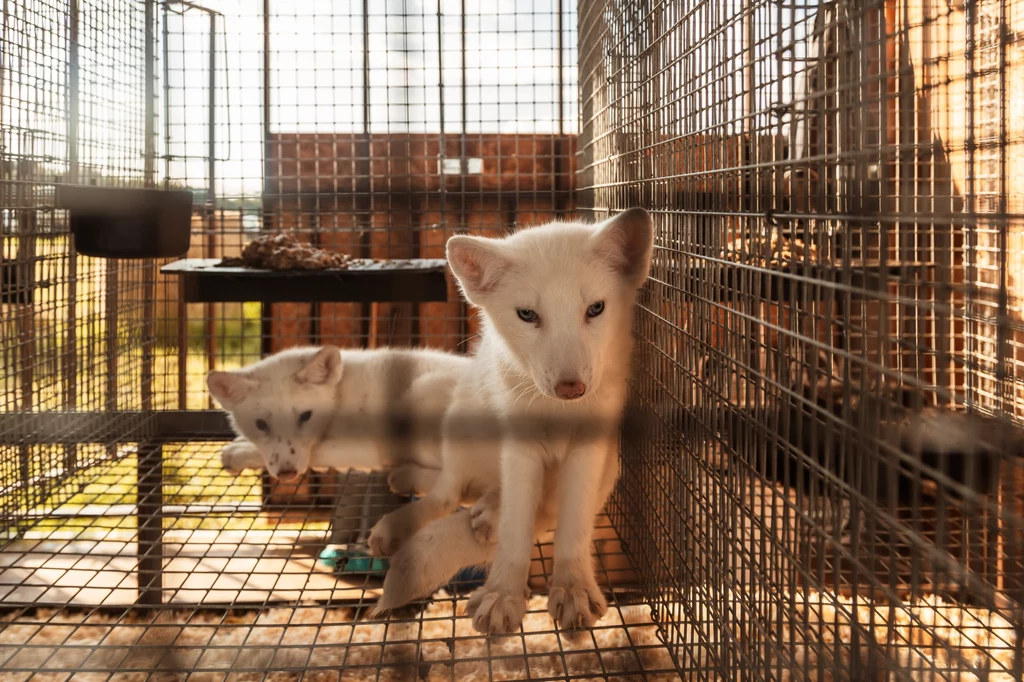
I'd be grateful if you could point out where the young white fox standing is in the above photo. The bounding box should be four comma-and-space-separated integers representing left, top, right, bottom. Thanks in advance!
206, 346, 472, 496
371, 208, 655, 633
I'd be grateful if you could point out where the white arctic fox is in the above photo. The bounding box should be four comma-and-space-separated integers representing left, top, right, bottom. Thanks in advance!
371, 208, 654, 633
206, 346, 472, 496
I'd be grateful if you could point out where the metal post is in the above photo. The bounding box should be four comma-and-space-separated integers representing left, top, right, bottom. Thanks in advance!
260, 0, 273, 503
134, 0, 164, 607
557, 1, 564, 138
67, 1, 79, 182
208, 10, 217, 212
436, 0, 448, 345
204, 11, 217, 389
103, 0, 121, 462
554, 0, 566, 216
142, 0, 156, 414
259, 0, 274, 363
459, 0, 466, 164
964, 0, 978, 410
456, 0, 469, 348
165, 2, 188, 409
145, 1, 157, 188
64, 0, 80, 475
136, 443, 164, 606
437, 4, 446, 173
357, 0, 372, 344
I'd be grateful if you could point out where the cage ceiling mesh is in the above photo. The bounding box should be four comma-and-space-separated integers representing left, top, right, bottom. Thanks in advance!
0, 0, 1023, 680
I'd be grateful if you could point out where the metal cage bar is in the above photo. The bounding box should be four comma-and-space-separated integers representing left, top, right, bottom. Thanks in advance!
1, 0, 1023, 680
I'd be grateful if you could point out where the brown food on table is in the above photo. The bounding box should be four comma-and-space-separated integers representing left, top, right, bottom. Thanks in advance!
217, 232, 356, 270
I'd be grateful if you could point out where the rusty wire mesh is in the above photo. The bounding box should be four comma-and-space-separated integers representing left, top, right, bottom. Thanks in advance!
0, 1, 684, 681
1, 0, 153, 545
580, 0, 1024, 678
2, 0, 1024, 680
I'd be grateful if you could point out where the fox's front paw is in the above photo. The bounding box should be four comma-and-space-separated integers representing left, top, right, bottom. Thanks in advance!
547, 575, 607, 631
367, 513, 413, 557
466, 582, 529, 634
220, 441, 262, 474
469, 499, 497, 544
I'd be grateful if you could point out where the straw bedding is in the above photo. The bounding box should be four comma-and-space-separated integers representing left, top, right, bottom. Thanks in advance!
0, 587, 1016, 682
0, 594, 678, 682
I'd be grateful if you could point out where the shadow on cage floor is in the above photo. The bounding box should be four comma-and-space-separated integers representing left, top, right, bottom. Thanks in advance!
0, 458, 635, 610
0, 527, 380, 607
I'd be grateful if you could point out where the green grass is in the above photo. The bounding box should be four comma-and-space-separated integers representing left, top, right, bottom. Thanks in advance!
4, 442, 331, 541
2, 238, 277, 539
163, 301, 263, 357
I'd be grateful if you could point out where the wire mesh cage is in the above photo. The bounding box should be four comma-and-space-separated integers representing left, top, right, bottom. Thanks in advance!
579, 0, 1024, 678
1, 0, 1023, 679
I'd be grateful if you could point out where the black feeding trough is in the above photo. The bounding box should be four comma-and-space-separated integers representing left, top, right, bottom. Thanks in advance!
57, 185, 193, 259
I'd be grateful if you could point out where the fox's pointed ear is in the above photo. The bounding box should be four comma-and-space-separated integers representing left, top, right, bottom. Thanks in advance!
296, 346, 343, 385
446, 235, 510, 304
591, 207, 655, 289
207, 371, 258, 408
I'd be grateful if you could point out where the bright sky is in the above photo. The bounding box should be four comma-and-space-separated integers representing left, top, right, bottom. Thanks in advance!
1, 0, 817, 200
164, 0, 578, 197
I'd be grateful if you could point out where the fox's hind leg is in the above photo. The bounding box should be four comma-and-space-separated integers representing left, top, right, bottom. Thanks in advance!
387, 463, 440, 497
369, 469, 463, 557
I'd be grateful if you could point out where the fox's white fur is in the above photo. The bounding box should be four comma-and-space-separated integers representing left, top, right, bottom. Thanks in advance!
372, 208, 655, 633
206, 346, 472, 494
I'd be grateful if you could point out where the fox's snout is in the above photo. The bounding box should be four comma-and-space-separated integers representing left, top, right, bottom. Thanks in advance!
555, 379, 586, 400
538, 335, 595, 401
260, 439, 312, 483
276, 465, 299, 483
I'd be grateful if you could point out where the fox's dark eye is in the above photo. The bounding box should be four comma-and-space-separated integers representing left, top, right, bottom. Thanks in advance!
516, 308, 538, 323
586, 301, 605, 318
255, 419, 269, 432
298, 410, 312, 424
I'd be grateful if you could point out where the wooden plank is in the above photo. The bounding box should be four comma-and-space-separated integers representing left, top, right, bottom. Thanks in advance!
369, 201, 416, 348
417, 198, 465, 352
317, 207, 364, 347
462, 200, 510, 345
265, 133, 577, 196
261, 202, 314, 351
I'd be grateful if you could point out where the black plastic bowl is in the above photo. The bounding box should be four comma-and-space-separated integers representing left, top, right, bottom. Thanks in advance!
58, 185, 193, 259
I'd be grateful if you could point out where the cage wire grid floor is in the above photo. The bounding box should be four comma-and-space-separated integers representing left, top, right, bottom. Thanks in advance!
0, 443, 682, 681
0, 444, 1018, 681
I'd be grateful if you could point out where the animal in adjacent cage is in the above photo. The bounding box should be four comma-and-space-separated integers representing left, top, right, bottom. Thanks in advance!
734, 379, 1024, 505
720, 374, 1024, 609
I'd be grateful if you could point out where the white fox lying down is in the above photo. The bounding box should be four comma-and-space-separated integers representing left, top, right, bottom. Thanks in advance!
206, 345, 472, 497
